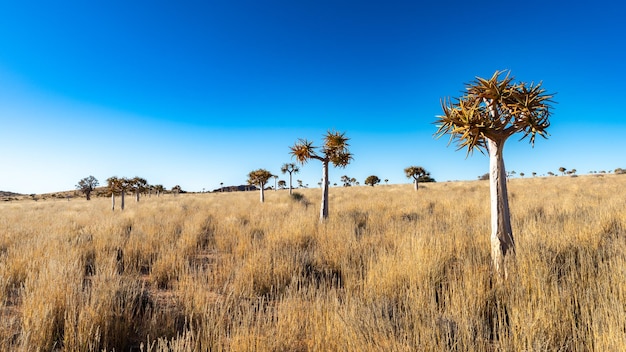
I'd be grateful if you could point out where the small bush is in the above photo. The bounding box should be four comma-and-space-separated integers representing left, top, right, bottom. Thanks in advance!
290, 192, 310, 208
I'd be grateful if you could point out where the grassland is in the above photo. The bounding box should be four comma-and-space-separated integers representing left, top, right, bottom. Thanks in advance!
1, 175, 625, 351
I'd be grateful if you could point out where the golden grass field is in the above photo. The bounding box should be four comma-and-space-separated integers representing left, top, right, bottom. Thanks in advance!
1, 175, 625, 351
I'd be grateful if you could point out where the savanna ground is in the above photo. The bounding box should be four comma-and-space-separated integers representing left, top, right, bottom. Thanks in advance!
0, 175, 625, 351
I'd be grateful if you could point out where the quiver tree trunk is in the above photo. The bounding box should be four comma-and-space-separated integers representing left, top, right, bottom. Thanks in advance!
289, 173, 293, 195
121, 191, 125, 211
320, 160, 329, 220
413, 179, 419, 191
488, 138, 515, 279
111, 194, 115, 211
260, 184, 265, 203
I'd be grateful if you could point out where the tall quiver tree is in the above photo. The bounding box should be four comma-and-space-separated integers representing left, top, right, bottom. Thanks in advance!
107, 177, 131, 211
280, 163, 300, 195
107, 177, 120, 210
435, 70, 554, 280
130, 177, 148, 202
247, 169, 273, 203
290, 130, 353, 221
404, 166, 429, 191
76, 175, 99, 200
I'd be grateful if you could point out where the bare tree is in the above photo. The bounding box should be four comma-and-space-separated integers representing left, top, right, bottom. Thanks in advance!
290, 130, 353, 220
435, 70, 554, 279
76, 175, 98, 200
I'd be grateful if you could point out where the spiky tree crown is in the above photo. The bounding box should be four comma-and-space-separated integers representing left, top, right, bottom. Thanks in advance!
435, 70, 554, 155
130, 177, 148, 191
290, 130, 353, 167
247, 169, 273, 186
106, 177, 132, 193
404, 166, 427, 180
280, 163, 300, 174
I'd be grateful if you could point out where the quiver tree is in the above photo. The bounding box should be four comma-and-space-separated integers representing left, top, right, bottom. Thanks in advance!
76, 175, 99, 200
290, 130, 353, 221
107, 176, 129, 211
340, 175, 357, 187
280, 163, 300, 195
435, 70, 554, 279
154, 184, 165, 197
247, 169, 273, 203
171, 185, 182, 195
364, 175, 381, 187
130, 177, 148, 202
404, 166, 429, 191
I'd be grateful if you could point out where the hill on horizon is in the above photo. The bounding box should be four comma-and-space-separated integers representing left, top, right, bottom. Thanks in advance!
0, 190, 23, 197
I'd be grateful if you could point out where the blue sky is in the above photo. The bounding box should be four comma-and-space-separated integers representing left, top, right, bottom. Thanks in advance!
1, 0, 625, 194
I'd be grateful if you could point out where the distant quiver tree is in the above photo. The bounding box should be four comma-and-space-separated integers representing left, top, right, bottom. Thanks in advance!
404, 166, 429, 191
76, 175, 99, 200
280, 163, 300, 195
364, 175, 381, 187
435, 70, 554, 279
290, 130, 353, 221
154, 184, 165, 197
130, 176, 148, 202
247, 169, 273, 203
107, 176, 129, 211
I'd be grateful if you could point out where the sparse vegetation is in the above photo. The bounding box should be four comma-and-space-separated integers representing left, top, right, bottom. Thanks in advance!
0, 175, 624, 351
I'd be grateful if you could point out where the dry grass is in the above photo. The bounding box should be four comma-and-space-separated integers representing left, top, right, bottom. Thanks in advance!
1, 175, 625, 351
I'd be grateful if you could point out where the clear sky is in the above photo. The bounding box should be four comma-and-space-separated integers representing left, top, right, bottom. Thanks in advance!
1, 0, 625, 194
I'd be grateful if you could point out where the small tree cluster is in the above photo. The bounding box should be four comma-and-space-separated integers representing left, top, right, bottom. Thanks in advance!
106, 176, 152, 210
340, 175, 357, 187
